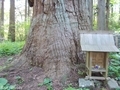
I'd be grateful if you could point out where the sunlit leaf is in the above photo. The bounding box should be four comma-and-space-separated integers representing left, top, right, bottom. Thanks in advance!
0, 78, 8, 86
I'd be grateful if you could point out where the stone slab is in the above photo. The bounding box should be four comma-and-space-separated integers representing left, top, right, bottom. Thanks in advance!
79, 78, 94, 88
107, 79, 120, 90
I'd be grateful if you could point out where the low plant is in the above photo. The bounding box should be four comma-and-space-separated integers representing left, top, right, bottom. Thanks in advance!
64, 86, 89, 90
64, 84, 90, 90
0, 41, 25, 56
15, 76, 24, 84
38, 77, 53, 90
0, 78, 15, 90
78, 70, 85, 76
116, 88, 120, 90
108, 53, 120, 78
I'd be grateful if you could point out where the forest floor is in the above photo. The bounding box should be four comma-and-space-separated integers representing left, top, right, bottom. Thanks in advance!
0, 56, 110, 90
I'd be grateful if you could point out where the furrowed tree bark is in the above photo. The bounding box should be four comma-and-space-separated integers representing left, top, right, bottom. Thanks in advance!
16, 0, 91, 79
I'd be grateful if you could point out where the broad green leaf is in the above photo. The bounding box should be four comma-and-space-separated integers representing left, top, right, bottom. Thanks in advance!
38, 78, 52, 87
43, 78, 52, 85
0, 78, 8, 86
110, 54, 120, 60
3, 85, 9, 89
0, 84, 3, 89
9, 85, 16, 89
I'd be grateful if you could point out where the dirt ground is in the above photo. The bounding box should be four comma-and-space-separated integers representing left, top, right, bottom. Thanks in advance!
0, 56, 80, 90
0, 56, 109, 90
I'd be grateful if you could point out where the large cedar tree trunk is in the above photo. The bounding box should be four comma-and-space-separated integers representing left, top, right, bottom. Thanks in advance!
17, 0, 90, 79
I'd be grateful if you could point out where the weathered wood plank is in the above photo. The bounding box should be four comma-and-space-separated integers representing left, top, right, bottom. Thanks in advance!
85, 76, 110, 80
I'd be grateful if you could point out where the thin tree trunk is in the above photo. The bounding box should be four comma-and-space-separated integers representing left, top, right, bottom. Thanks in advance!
0, 0, 4, 38
118, 0, 120, 23
25, 0, 28, 39
25, 0, 27, 21
93, 0, 97, 30
16, 0, 90, 79
28, 5, 30, 17
106, 0, 110, 30
93, 0, 96, 24
87, 0, 93, 30
110, 4, 114, 25
97, 0, 106, 30
8, 0, 15, 42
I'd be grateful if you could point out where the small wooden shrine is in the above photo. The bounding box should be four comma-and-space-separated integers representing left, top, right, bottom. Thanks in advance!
80, 33, 119, 80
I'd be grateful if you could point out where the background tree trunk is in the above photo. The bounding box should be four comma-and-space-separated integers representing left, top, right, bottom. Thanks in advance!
97, 0, 106, 30
0, 0, 4, 38
8, 0, 15, 42
118, 0, 120, 23
28, 5, 31, 17
87, 0, 93, 30
93, 0, 97, 30
110, 3, 114, 25
25, 0, 27, 22
18, 0, 90, 79
106, 0, 110, 30
24, 0, 28, 39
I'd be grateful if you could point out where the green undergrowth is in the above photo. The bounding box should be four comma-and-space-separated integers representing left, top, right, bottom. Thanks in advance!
38, 78, 90, 90
38, 77, 53, 90
0, 41, 25, 57
64, 87, 89, 90
109, 53, 120, 79
0, 78, 16, 90
64, 85, 89, 90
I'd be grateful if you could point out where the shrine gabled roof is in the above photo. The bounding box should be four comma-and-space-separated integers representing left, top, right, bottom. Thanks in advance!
80, 33, 119, 52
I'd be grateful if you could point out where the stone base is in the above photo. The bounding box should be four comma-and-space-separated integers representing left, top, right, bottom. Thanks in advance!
107, 79, 120, 90
79, 78, 94, 89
